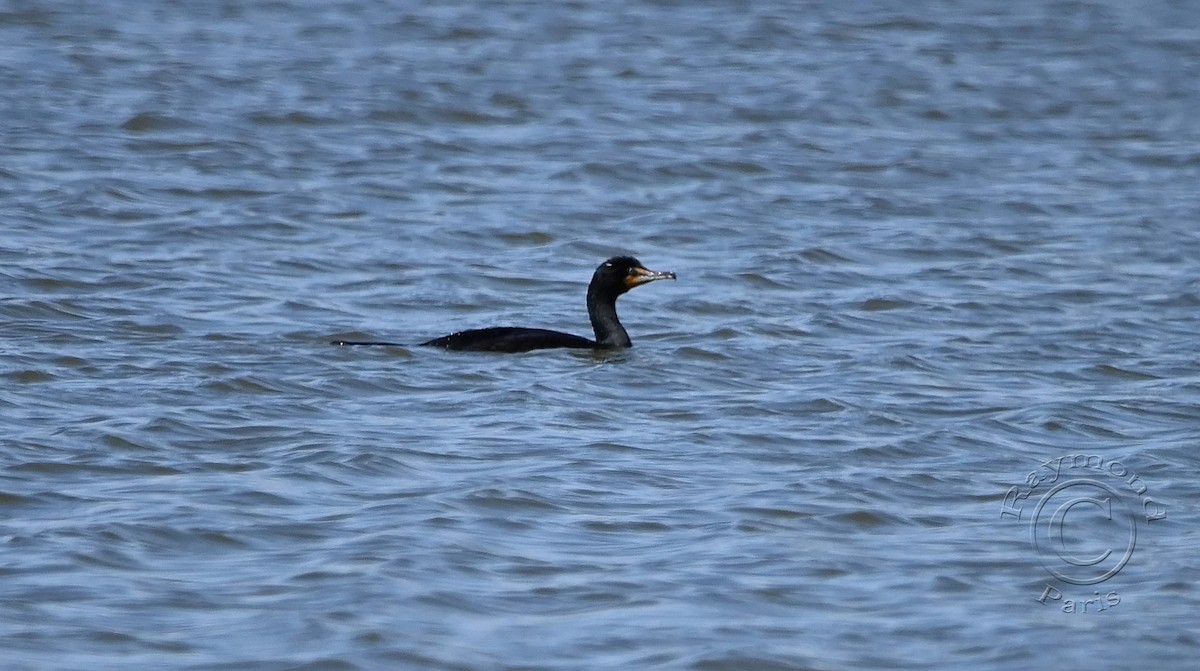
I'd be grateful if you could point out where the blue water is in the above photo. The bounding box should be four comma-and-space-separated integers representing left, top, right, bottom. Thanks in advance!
3, 1, 1199, 669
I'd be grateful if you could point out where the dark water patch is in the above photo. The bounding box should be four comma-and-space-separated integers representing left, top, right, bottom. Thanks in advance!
248, 111, 340, 126
120, 112, 196, 132
5, 370, 55, 383
1091, 363, 1161, 380
164, 187, 275, 201
0, 491, 31, 506
798, 247, 853, 264
858, 297, 914, 311
581, 519, 673, 533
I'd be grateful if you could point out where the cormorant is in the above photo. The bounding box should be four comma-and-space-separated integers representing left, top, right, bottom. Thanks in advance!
332, 256, 675, 353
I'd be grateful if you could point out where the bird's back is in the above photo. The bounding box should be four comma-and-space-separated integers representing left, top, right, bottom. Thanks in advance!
420, 327, 596, 353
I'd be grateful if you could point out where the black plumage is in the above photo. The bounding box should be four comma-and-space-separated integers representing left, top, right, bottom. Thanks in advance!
421, 256, 675, 353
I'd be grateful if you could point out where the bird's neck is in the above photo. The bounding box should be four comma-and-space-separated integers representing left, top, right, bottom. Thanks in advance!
587, 287, 630, 347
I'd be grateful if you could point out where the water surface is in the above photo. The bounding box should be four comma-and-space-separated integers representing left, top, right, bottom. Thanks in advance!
3, 1, 1199, 669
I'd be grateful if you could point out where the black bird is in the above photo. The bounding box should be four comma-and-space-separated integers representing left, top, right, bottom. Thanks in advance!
333, 256, 675, 353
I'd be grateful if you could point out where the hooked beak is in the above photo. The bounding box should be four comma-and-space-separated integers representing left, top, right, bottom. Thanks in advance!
625, 266, 677, 289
